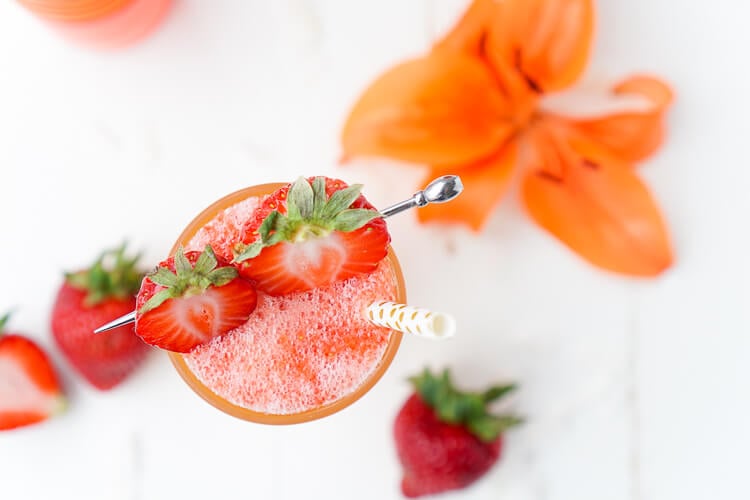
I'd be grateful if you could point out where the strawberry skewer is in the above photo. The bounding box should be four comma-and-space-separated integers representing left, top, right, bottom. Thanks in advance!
93, 175, 463, 334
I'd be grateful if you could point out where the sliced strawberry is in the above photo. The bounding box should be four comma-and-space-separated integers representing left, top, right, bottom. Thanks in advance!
242, 222, 390, 295
0, 314, 66, 431
233, 176, 390, 295
135, 246, 257, 353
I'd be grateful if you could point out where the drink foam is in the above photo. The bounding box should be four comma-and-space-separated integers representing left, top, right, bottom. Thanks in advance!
182, 194, 398, 414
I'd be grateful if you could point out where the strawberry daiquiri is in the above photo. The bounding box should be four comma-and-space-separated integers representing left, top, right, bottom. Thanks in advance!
120, 176, 460, 423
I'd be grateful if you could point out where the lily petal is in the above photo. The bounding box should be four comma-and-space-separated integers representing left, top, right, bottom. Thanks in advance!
522, 131, 672, 276
341, 51, 513, 166
486, 0, 594, 93
524, 125, 566, 178
568, 76, 674, 162
433, 0, 496, 55
418, 143, 517, 231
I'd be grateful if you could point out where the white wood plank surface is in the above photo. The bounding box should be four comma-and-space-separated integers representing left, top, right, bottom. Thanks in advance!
1, 1, 748, 499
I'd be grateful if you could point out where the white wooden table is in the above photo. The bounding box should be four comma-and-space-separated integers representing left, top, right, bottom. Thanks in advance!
1, 1, 748, 499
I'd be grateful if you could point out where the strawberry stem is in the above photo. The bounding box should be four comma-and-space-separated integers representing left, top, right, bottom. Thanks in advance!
234, 177, 381, 263
138, 245, 239, 315
410, 368, 523, 442
0, 311, 10, 336
65, 242, 144, 307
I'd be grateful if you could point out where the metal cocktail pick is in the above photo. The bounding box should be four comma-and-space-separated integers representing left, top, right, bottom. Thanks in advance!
93, 175, 464, 334
379, 174, 463, 218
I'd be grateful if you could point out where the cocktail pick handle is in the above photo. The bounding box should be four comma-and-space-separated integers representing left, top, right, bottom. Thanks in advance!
380, 175, 463, 219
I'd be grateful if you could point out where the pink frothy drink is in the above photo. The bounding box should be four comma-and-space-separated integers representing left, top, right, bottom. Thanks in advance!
167, 183, 405, 424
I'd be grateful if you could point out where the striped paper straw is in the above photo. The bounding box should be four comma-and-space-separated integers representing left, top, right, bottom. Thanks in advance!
366, 301, 456, 339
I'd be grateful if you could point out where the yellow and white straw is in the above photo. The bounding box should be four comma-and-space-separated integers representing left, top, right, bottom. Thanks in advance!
366, 301, 456, 339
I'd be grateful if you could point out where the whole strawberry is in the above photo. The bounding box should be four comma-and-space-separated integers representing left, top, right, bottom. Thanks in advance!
394, 368, 521, 498
51, 244, 150, 390
0, 313, 66, 430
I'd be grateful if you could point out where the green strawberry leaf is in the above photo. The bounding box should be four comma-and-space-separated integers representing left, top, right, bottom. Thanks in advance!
410, 367, 522, 442
0, 311, 10, 335
312, 176, 327, 217
482, 384, 517, 403
149, 268, 179, 288
234, 240, 264, 262
320, 184, 364, 219
65, 242, 145, 306
468, 415, 524, 442
193, 245, 218, 275
206, 267, 239, 286
258, 210, 281, 242
174, 247, 192, 277
139, 289, 174, 315
140, 245, 240, 315
332, 209, 380, 232
234, 178, 382, 264
288, 177, 314, 219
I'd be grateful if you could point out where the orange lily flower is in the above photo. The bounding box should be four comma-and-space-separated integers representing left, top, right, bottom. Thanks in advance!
341, 0, 674, 277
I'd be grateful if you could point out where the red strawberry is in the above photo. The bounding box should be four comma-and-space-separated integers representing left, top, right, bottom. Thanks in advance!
233, 176, 390, 295
135, 245, 257, 353
52, 243, 150, 391
394, 368, 521, 498
0, 313, 66, 431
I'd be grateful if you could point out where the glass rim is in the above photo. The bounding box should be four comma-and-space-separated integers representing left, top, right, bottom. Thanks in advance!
167, 182, 406, 425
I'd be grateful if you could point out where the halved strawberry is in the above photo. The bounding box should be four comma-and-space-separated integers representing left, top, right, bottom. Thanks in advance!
135, 245, 257, 353
233, 176, 390, 295
0, 313, 66, 431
